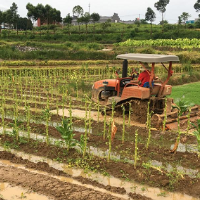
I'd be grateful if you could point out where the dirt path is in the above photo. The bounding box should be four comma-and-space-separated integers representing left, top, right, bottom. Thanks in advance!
0, 165, 125, 200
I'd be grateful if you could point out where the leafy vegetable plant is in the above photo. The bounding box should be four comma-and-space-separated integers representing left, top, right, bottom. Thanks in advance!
56, 119, 78, 152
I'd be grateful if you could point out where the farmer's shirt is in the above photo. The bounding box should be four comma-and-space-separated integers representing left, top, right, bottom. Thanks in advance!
138, 70, 150, 87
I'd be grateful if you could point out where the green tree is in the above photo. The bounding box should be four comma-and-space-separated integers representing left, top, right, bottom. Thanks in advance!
45, 4, 52, 25
10, 2, 19, 33
73, 5, 83, 18
15, 17, 33, 30
194, 0, 200, 12
154, 0, 170, 23
26, 3, 45, 24
91, 12, 100, 33
73, 5, 84, 34
180, 12, 191, 28
26, 3, 37, 22
80, 12, 91, 33
0, 10, 4, 33
140, 19, 148, 24
178, 16, 182, 25
195, 16, 200, 28
51, 9, 62, 24
145, 7, 156, 37
26, 3, 61, 25
134, 18, 141, 27
177, 16, 182, 32
63, 13, 73, 35
3, 10, 13, 28
101, 19, 111, 34
159, 20, 168, 25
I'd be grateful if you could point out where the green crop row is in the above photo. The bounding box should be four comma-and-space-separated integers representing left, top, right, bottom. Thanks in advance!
118, 38, 200, 49
0, 60, 119, 67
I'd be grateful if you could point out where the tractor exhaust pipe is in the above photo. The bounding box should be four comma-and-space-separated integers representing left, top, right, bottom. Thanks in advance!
122, 59, 128, 78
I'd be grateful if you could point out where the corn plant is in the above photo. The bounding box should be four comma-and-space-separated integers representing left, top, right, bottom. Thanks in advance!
162, 98, 167, 132
121, 104, 125, 144
42, 108, 51, 145
62, 95, 65, 120
1, 97, 5, 135
56, 95, 59, 115
88, 102, 92, 136
103, 106, 107, 140
97, 97, 100, 122
13, 102, 19, 141
107, 100, 116, 162
107, 120, 112, 162
134, 129, 138, 169
187, 108, 191, 134
146, 101, 152, 149
69, 96, 72, 127
83, 99, 88, 158
191, 119, 200, 152
128, 102, 132, 127
78, 134, 85, 154
56, 118, 78, 152
25, 106, 31, 142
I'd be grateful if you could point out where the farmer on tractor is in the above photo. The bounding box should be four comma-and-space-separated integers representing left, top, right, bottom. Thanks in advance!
137, 62, 159, 88
130, 62, 158, 88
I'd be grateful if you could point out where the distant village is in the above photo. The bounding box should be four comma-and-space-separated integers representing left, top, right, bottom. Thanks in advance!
36, 12, 197, 27
36, 13, 136, 27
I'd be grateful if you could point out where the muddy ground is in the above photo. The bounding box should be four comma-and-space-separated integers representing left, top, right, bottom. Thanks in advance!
0, 165, 124, 200
0, 151, 152, 200
0, 133, 200, 199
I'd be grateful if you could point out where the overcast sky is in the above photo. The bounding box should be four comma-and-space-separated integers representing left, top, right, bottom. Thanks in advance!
0, 0, 199, 24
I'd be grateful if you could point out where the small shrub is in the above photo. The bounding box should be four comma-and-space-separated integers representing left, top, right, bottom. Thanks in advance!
130, 30, 136, 38
135, 28, 139, 32
29, 34, 35, 39
86, 43, 102, 50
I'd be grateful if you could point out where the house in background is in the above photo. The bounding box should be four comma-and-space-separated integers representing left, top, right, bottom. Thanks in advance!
72, 13, 121, 25
0, 22, 13, 29
37, 18, 61, 27
186, 20, 195, 24
99, 13, 121, 23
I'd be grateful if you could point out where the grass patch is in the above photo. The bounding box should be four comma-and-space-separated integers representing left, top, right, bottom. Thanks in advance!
170, 82, 200, 105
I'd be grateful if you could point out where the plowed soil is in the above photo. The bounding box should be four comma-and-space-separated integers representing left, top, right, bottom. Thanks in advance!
0, 134, 200, 198
0, 151, 152, 200
0, 166, 124, 200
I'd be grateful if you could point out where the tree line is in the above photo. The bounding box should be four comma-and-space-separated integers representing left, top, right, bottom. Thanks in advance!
145, 0, 200, 36
1, 0, 200, 34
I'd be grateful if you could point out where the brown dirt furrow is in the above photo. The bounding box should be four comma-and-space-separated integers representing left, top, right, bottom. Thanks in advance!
0, 134, 200, 198
0, 151, 127, 196
0, 165, 125, 200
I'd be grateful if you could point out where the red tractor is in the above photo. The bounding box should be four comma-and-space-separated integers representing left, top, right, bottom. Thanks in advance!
92, 53, 198, 128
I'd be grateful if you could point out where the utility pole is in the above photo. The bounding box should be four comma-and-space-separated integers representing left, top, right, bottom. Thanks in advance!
89, 3, 90, 14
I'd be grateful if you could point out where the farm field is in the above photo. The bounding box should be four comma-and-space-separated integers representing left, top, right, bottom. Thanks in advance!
0, 65, 200, 200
